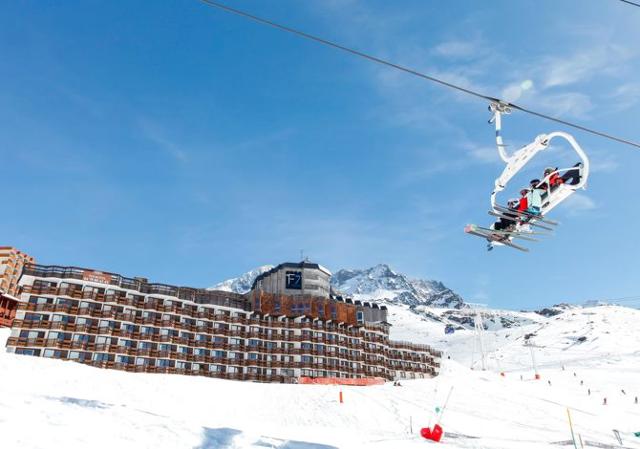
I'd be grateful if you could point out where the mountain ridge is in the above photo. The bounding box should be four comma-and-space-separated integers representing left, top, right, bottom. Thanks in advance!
210, 262, 465, 309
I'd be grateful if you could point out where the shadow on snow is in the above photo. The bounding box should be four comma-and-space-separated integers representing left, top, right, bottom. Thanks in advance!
194, 427, 339, 449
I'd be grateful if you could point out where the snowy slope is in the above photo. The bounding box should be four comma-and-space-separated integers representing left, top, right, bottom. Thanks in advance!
1, 305, 639, 449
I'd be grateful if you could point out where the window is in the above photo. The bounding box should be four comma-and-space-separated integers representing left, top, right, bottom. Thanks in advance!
93, 353, 110, 362
16, 348, 38, 356
116, 356, 133, 364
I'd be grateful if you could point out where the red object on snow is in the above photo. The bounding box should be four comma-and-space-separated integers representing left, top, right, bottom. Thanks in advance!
431, 424, 443, 442
420, 425, 444, 442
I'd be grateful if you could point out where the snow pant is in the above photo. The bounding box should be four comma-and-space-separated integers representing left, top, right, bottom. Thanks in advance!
561, 163, 582, 185
526, 206, 541, 215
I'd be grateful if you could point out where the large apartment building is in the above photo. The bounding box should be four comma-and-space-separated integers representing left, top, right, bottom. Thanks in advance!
0, 246, 34, 297
5, 256, 441, 383
0, 247, 34, 327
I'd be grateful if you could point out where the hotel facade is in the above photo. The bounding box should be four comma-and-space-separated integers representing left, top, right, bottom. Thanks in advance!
3, 250, 441, 383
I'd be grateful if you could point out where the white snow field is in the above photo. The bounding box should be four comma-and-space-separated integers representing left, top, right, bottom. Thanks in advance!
1, 305, 639, 449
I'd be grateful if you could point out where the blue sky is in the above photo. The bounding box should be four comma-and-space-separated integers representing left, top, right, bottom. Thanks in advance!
1, 1, 639, 309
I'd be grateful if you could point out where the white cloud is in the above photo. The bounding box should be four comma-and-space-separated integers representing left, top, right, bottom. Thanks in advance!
563, 193, 597, 216
534, 92, 593, 119
607, 83, 640, 112
433, 40, 478, 58
466, 145, 502, 164
542, 45, 633, 89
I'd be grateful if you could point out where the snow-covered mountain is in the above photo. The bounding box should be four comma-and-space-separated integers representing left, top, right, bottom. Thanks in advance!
211, 263, 465, 310
209, 265, 273, 293
209, 264, 550, 334
330, 264, 465, 309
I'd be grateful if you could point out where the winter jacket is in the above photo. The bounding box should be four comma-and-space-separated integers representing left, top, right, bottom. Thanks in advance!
527, 188, 543, 209
549, 172, 563, 188
518, 196, 528, 212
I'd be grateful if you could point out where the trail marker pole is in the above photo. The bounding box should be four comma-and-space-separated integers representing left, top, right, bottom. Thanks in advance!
566, 408, 578, 449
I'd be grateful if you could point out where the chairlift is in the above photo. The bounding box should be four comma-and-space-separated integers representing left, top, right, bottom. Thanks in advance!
465, 102, 591, 252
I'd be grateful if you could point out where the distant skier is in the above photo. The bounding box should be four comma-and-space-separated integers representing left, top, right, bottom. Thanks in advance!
635, 396, 638, 404
622, 389, 626, 395
548, 380, 552, 386
603, 397, 607, 405
580, 380, 583, 386
573, 372, 576, 377
588, 389, 591, 396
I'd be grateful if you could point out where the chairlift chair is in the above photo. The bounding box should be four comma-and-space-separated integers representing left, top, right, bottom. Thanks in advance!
465, 102, 591, 251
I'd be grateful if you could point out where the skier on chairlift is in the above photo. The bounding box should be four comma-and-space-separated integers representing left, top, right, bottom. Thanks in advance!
517, 189, 529, 213
526, 179, 544, 216
544, 167, 563, 191
561, 162, 583, 186
493, 199, 519, 231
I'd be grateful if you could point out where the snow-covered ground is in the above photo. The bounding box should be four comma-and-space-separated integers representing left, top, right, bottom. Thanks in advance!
1, 305, 639, 449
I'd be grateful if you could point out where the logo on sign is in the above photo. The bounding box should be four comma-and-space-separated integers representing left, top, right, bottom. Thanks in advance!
285, 271, 302, 290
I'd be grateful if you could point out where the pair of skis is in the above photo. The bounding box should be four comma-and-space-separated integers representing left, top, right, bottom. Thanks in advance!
465, 205, 558, 252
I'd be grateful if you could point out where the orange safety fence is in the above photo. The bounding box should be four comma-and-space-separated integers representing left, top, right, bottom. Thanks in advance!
298, 376, 386, 386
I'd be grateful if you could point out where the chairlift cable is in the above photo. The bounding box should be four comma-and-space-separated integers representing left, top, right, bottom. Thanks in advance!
617, 0, 640, 8
197, 0, 640, 150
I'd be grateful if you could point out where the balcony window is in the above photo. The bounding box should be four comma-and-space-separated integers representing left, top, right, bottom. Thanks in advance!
20, 330, 44, 339
16, 348, 38, 356
55, 298, 74, 306
93, 353, 109, 362
29, 296, 51, 305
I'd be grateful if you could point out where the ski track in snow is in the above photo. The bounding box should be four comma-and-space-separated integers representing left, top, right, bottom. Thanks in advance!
1, 305, 639, 448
